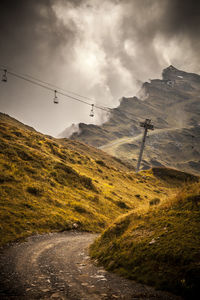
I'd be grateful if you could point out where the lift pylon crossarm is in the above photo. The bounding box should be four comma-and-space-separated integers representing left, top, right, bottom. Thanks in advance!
140, 119, 154, 130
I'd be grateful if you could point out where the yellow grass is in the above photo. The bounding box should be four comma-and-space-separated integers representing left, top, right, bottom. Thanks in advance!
0, 113, 198, 248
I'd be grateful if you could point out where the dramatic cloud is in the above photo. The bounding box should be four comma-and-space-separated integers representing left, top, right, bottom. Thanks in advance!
0, 0, 200, 136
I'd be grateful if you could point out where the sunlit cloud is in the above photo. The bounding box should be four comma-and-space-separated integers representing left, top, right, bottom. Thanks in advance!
1, 0, 200, 136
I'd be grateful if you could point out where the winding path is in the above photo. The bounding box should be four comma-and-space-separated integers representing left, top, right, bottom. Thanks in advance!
98, 127, 184, 156
0, 231, 182, 300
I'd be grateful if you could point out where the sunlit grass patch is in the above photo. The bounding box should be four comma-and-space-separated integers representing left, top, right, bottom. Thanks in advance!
90, 181, 200, 298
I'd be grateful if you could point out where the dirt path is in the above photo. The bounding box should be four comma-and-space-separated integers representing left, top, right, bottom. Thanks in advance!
98, 127, 183, 156
0, 231, 182, 300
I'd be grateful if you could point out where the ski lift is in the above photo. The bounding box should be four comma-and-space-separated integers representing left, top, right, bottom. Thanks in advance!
2, 69, 7, 82
54, 90, 59, 104
90, 104, 94, 117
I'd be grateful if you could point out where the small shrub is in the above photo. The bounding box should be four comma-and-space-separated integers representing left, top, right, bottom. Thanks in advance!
0, 174, 15, 184
4, 148, 17, 160
154, 189, 161, 193
80, 175, 97, 192
105, 196, 113, 201
16, 148, 33, 161
23, 203, 35, 210
69, 158, 75, 164
50, 181, 56, 187
73, 205, 87, 214
149, 198, 160, 206
54, 162, 76, 175
116, 200, 129, 209
127, 175, 134, 180
11, 131, 23, 137
2, 133, 13, 140
96, 160, 107, 167
111, 191, 117, 196
26, 186, 43, 196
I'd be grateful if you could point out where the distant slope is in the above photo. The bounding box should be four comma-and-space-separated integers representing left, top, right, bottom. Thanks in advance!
1, 113, 195, 246
99, 126, 200, 176
68, 66, 200, 175
90, 174, 200, 298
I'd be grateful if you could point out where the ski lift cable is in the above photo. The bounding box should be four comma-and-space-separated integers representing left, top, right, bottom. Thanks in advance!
1, 67, 112, 111
0, 67, 111, 113
1, 66, 140, 119
4, 69, 93, 106
0, 64, 108, 106
6, 70, 53, 92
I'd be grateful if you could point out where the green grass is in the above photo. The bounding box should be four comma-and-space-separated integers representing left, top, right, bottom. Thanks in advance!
90, 182, 200, 299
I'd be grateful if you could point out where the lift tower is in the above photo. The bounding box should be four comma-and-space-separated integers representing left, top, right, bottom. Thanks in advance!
136, 119, 154, 173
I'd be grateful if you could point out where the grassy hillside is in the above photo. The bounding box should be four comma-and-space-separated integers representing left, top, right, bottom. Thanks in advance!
0, 113, 187, 246
90, 179, 200, 299
0, 113, 197, 247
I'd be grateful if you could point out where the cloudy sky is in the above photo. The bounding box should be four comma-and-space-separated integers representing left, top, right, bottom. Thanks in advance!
0, 0, 200, 136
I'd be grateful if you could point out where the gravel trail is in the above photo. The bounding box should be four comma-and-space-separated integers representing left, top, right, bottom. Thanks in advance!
0, 231, 182, 300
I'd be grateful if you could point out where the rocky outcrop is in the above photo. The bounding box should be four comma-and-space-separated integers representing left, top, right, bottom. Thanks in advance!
66, 66, 200, 174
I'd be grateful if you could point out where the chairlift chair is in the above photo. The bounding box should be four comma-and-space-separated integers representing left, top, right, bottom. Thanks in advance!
54, 90, 59, 104
90, 104, 94, 117
2, 69, 7, 82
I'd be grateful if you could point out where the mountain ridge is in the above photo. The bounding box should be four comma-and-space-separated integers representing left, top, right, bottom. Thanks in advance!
66, 65, 200, 175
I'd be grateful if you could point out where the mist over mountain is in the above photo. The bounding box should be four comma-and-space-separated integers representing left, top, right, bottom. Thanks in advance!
1, 0, 200, 136
65, 65, 200, 175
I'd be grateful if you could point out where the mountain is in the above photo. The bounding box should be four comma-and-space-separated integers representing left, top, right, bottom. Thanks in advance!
1, 112, 194, 246
68, 66, 200, 175
59, 123, 80, 138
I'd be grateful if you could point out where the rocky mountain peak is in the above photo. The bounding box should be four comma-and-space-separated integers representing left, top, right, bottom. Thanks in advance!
162, 65, 183, 80
66, 66, 200, 175
162, 65, 200, 83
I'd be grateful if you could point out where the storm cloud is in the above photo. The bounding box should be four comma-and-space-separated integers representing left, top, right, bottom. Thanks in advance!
0, 0, 200, 136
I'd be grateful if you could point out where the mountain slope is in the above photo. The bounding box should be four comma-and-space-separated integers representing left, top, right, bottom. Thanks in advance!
1, 112, 195, 246
90, 179, 200, 298
68, 66, 200, 175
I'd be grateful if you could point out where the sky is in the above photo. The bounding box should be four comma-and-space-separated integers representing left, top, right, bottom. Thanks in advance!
0, 0, 200, 137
